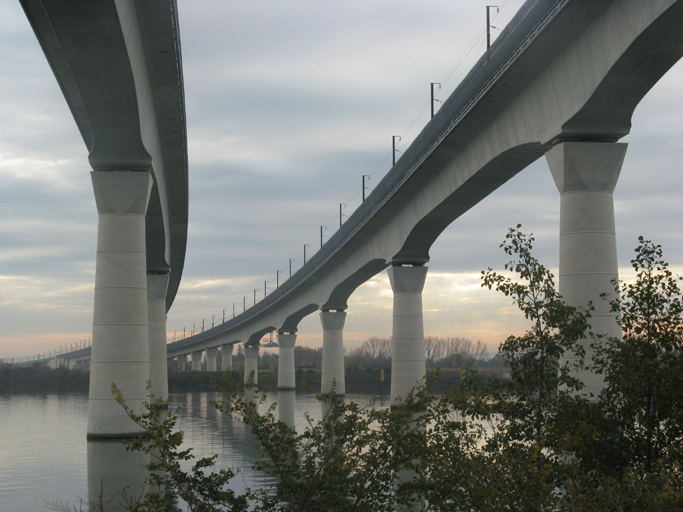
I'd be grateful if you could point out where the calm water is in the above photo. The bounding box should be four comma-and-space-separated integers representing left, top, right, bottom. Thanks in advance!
0, 390, 385, 511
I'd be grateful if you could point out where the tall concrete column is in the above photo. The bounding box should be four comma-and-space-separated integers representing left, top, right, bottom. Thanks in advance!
546, 141, 626, 396
389, 265, 428, 408
147, 273, 169, 402
277, 333, 297, 390
191, 351, 202, 371
244, 345, 259, 386
205, 348, 218, 371
221, 344, 233, 370
87, 170, 152, 438
320, 310, 346, 395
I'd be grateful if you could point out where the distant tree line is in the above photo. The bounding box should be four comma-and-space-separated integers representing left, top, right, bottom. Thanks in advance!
345, 335, 495, 370
0, 363, 88, 391
238, 336, 494, 373
424, 336, 488, 368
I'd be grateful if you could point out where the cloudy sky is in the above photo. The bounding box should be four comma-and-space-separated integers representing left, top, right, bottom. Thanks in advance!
1, 0, 681, 360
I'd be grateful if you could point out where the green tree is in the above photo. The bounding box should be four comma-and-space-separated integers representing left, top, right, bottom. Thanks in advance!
596, 237, 683, 470
544, 237, 683, 511
480, 225, 592, 443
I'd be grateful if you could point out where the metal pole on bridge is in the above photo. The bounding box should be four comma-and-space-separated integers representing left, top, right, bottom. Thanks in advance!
431, 83, 441, 118
486, 5, 498, 50
392, 136, 401, 166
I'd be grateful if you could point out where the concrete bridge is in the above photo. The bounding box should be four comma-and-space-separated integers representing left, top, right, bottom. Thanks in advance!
23, 0, 683, 436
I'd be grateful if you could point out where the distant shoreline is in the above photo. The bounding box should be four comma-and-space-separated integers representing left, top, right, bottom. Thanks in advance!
0, 363, 507, 394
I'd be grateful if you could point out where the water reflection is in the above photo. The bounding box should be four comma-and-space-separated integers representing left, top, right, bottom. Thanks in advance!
87, 440, 150, 511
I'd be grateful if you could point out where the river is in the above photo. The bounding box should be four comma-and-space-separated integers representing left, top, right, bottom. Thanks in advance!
0, 390, 385, 511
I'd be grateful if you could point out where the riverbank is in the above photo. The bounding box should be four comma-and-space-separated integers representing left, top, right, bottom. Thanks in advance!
0, 363, 89, 391
0, 363, 507, 394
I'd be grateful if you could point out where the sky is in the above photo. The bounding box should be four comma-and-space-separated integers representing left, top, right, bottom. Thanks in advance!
1, 0, 681, 360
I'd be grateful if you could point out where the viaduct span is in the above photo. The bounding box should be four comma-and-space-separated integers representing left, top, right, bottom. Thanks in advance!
25, 0, 683, 436
167, 0, 683, 405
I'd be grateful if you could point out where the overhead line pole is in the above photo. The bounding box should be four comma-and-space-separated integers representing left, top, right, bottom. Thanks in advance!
392, 136, 401, 166
486, 6, 499, 50
431, 83, 441, 118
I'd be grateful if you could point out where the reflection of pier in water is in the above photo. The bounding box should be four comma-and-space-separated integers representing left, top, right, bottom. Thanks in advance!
87, 440, 150, 511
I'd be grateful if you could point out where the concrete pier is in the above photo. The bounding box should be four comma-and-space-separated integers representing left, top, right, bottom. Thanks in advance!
320, 310, 346, 395
278, 389, 296, 428
389, 265, 428, 408
244, 345, 259, 386
87, 170, 153, 438
221, 344, 233, 370
277, 333, 297, 390
147, 273, 169, 402
205, 348, 218, 371
546, 141, 626, 396
191, 351, 202, 371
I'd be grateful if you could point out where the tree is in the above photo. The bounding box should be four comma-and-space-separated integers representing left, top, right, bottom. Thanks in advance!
346, 337, 391, 369
593, 238, 683, 472
424, 337, 446, 366
292, 346, 322, 369
551, 239, 683, 511
480, 225, 592, 442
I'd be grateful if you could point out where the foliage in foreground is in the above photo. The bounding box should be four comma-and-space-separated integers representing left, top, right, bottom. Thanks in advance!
106, 230, 682, 511
114, 377, 432, 511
